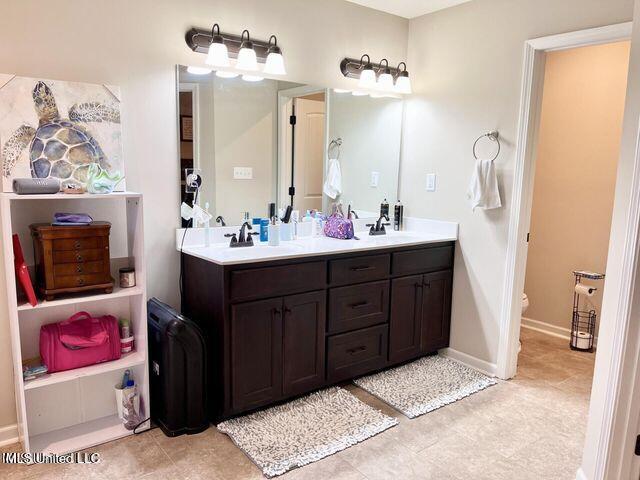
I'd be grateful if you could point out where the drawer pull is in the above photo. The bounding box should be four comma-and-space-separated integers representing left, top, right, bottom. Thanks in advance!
76, 265, 83, 273
347, 346, 367, 355
423, 281, 431, 288
77, 278, 85, 286
76, 254, 83, 261
350, 301, 370, 309
283, 307, 292, 315
350, 266, 374, 272
74, 241, 81, 249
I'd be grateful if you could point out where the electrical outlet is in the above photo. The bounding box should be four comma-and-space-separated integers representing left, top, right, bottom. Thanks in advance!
370, 171, 380, 187
426, 173, 436, 192
233, 167, 253, 180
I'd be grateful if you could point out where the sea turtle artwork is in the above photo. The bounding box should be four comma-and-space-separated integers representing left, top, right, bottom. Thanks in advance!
0, 76, 124, 191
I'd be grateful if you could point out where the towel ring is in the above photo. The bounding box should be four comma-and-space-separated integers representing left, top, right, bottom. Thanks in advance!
328, 138, 342, 160
473, 131, 500, 162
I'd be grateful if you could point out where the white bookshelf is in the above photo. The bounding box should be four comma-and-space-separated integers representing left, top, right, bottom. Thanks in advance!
0, 191, 150, 454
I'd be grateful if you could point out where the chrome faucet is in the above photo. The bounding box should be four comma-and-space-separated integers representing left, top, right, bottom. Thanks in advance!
366, 214, 390, 236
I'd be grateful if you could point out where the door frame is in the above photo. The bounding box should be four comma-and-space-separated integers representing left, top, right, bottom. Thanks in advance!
495, 21, 640, 480
277, 85, 329, 211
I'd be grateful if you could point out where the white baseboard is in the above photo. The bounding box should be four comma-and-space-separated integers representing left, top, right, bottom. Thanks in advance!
521, 316, 599, 347
575, 467, 588, 480
0, 423, 19, 447
440, 347, 497, 377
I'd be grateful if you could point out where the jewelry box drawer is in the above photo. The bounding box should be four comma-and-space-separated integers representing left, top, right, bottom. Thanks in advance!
53, 249, 105, 264
53, 261, 105, 276
54, 273, 110, 289
52, 237, 102, 251
328, 281, 389, 334
327, 325, 388, 383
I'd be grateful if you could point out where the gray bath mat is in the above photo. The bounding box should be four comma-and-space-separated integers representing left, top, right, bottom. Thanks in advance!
217, 387, 398, 478
354, 355, 497, 418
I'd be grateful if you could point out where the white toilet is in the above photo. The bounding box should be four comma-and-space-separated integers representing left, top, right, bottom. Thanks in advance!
522, 293, 529, 314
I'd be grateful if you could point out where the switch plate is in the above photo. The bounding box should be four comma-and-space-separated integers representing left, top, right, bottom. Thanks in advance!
370, 171, 380, 188
426, 173, 436, 192
233, 167, 253, 180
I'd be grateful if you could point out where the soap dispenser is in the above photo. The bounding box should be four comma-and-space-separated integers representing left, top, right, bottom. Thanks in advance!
268, 217, 280, 246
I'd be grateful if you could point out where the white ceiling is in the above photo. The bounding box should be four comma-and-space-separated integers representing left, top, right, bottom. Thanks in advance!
344, 0, 472, 19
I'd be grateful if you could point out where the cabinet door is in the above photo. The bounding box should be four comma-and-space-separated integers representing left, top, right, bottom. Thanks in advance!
420, 270, 453, 353
231, 298, 283, 411
389, 275, 424, 363
283, 291, 326, 396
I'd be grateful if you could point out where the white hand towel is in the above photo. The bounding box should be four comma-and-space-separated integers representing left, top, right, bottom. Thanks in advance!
467, 159, 502, 211
323, 157, 342, 199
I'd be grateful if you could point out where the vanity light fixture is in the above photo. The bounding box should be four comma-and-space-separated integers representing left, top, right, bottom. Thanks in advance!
216, 70, 239, 79
236, 30, 259, 71
357, 54, 377, 89
263, 35, 286, 75
377, 59, 394, 91
394, 62, 412, 94
333, 88, 351, 93
351, 90, 368, 96
186, 66, 213, 75
242, 74, 264, 82
205, 24, 230, 67
340, 55, 410, 95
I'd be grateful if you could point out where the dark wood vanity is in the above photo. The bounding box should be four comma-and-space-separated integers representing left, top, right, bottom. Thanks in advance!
182, 241, 454, 421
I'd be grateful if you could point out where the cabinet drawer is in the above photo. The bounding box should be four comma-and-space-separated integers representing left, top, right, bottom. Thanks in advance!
53, 261, 105, 276
229, 261, 326, 302
53, 249, 105, 264
52, 237, 102, 251
327, 325, 388, 383
328, 281, 389, 334
329, 254, 390, 286
54, 273, 110, 289
392, 246, 454, 276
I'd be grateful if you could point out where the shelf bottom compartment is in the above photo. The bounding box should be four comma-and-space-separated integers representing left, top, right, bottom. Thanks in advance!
29, 414, 149, 454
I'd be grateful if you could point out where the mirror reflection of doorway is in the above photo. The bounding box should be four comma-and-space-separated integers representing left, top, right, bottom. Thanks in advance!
292, 93, 325, 212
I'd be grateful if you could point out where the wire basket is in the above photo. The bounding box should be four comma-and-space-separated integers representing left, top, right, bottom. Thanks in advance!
570, 310, 596, 352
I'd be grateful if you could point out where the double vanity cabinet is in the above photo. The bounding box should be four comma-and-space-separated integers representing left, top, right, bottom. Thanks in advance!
182, 240, 454, 421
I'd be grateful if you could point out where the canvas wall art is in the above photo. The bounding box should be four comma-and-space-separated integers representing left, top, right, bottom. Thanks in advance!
0, 74, 125, 192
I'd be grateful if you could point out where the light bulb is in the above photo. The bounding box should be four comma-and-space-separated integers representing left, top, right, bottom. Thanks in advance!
206, 42, 230, 67
264, 52, 286, 75
186, 66, 212, 75
358, 68, 377, 89
237, 47, 258, 71
378, 72, 394, 91
395, 75, 412, 94
216, 70, 239, 79
242, 74, 264, 82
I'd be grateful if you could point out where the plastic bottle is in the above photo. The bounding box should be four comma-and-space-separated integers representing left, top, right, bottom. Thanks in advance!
122, 380, 139, 430
268, 217, 280, 246
260, 219, 269, 242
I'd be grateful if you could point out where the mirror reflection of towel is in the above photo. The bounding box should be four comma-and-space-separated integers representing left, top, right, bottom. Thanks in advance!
323, 157, 342, 199
467, 159, 501, 211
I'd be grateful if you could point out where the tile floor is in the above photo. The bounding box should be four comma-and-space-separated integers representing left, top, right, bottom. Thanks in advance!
0, 328, 595, 480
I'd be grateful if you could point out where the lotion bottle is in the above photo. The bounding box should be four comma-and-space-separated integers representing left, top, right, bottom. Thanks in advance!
268, 217, 280, 246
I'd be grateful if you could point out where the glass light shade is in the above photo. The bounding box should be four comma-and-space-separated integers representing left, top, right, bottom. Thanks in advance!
242, 74, 264, 82
215, 70, 239, 79
236, 47, 258, 71
206, 42, 230, 67
186, 66, 212, 75
378, 72, 394, 91
351, 90, 368, 96
358, 68, 377, 89
264, 52, 286, 75
395, 75, 412, 94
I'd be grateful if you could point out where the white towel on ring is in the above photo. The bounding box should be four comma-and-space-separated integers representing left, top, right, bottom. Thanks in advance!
467, 159, 501, 211
323, 157, 342, 199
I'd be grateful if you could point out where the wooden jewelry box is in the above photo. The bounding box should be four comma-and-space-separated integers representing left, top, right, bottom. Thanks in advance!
30, 222, 113, 300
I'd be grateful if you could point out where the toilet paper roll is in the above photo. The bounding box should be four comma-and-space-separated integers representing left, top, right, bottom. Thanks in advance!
575, 283, 596, 297
572, 331, 593, 350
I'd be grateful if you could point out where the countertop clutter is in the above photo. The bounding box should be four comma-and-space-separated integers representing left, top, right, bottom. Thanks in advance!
177, 218, 458, 266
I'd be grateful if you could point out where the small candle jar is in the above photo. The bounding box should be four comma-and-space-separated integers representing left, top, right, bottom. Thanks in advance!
119, 267, 136, 288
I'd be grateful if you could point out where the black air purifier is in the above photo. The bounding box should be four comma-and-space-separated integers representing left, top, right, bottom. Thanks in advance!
147, 298, 209, 436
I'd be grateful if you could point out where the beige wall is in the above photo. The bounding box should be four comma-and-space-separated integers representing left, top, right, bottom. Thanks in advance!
523, 42, 629, 333
402, 0, 634, 367
0, 0, 407, 432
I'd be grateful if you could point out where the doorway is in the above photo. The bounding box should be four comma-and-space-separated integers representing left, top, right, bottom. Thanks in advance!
278, 87, 327, 212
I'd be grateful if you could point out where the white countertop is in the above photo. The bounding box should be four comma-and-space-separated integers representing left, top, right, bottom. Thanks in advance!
178, 228, 457, 266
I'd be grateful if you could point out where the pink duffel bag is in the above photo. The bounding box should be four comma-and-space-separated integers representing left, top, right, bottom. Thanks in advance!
40, 311, 121, 373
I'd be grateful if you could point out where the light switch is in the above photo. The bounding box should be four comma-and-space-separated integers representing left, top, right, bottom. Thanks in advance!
370, 171, 380, 187
233, 167, 253, 180
426, 173, 436, 192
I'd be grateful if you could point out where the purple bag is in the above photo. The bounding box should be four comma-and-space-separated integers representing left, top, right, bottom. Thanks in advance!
323, 205, 355, 240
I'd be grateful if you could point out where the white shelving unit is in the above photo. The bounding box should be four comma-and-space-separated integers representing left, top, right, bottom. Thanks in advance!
0, 191, 150, 454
